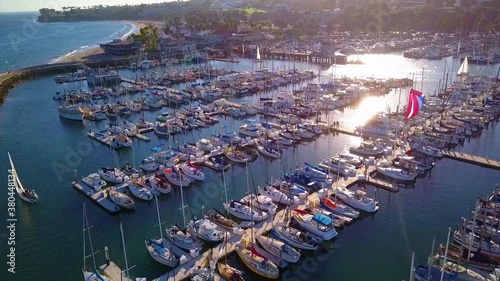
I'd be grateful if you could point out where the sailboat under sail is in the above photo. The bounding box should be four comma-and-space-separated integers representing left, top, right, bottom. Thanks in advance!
254, 46, 261, 62
8, 152, 39, 203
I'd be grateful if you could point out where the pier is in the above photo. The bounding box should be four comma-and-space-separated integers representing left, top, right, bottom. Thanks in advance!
72, 181, 121, 213
100, 261, 132, 281
443, 150, 500, 170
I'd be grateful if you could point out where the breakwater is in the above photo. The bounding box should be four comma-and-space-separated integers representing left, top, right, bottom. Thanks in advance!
0, 58, 131, 105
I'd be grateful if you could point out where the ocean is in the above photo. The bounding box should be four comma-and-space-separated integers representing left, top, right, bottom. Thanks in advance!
0, 12, 137, 72
1, 12, 500, 281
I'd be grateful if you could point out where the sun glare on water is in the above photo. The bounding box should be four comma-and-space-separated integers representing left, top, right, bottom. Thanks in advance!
345, 96, 387, 128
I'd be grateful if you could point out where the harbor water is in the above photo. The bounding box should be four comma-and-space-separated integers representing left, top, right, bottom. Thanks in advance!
1, 15, 500, 281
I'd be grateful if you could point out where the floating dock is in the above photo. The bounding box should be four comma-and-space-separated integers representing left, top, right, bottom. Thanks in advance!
442, 150, 500, 170
100, 261, 132, 281
72, 181, 121, 213
138, 127, 154, 134
330, 125, 360, 137
131, 132, 150, 142
87, 131, 113, 147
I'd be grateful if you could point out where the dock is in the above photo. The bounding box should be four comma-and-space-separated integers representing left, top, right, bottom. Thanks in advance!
87, 131, 113, 147
443, 150, 500, 170
100, 261, 132, 281
72, 181, 121, 213
131, 131, 150, 142
138, 127, 154, 134
330, 125, 360, 137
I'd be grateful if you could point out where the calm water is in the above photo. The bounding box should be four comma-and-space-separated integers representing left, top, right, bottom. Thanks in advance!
1, 16, 500, 281
0, 12, 135, 72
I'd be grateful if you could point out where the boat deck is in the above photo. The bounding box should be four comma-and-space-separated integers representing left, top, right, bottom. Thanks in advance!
72, 181, 121, 213
442, 150, 500, 170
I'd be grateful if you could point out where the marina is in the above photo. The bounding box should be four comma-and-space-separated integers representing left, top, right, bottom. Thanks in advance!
1, 16, 500, 280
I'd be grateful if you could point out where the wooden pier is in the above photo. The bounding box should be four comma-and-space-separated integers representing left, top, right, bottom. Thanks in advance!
443, 150, 500, 170
330, 125, 361, 137
100, 261, 132, 281
72, 181, 121, 214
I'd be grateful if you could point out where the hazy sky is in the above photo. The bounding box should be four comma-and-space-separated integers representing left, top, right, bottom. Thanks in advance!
1, 0, 174, 12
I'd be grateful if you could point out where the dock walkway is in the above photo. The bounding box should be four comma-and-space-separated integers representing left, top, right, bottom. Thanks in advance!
72, 181, 121, 214
443, 150, 500, 170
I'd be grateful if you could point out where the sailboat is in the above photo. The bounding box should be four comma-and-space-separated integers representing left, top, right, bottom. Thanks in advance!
457, 56, 469, 77
217, 224, 244, 281
145, 195, 178, 267
82, 204, 112, 281
8, 152, 39, 203
235, 238, 279, 279
166, 179, 202, 254
254, 46, 261, 63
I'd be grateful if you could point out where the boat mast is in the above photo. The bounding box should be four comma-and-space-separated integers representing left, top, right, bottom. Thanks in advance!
467, 199, 479, 263
155, 195, 163, 240
426, 236, 435, 281
120, 222, 130, 280
180, 174, 186, 227
439, 227, 452, 281
409, 251, 415, 281
82, 204, 86, 271
83, 203, 98, 273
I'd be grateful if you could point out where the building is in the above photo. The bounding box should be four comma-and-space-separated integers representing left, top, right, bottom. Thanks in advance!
99, 39, 141, 56
159, 39, 197, 58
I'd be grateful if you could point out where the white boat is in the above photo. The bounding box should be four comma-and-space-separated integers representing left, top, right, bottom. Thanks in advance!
319, 158, 356, 177
332, 186, 379, 213
136, 117, 154, 128
8, 152, 39, 204
240, 194, 278, 214
416, 145, 444, 158
295, 128, 315, 140
217, 262, 244, 281
256, 235, 301, 263
146, 196, 178, 267
188, 218, 224, 243
235, 241, 279, 280
148, 175, 172, 194
140, 156, 159, 172
376, 166, 416, 181
223, 147, 252, 163
292, 209, 338, 240
152, 149, 179, 165
320, 196, 360, 219
258, 185, 292, 205
98, 167, 127, 183
128, 181, 153, 201
196, 138, 214, 152
179, 162, 205, 181
256, 145, 281, 159
238, 121, 262, 137
206, 209, 239, 230
271, 226, 319, 250
163, 168, 192, 186
302, 163, 333, 184
59, 104, 83, 121
107, 189, 135, 209
166, 224, 202, 253
110, 134, 133, 148
223, 200, 264, 222
81, 173, 107, 191
349, 141, 384, 157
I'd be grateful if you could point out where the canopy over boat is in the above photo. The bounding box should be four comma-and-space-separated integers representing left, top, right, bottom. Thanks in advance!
313, 213, 333, 226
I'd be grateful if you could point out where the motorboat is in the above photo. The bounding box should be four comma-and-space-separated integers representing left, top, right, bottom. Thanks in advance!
272, 181, 307, 199
302, 163, 333, 184
376, 166, 416, 181
109, 134, 133, 149
196, 138, 215, 152
332, 186, 379, 212
107, 189, 135, 209
349, 141, 384, 158
256, 144, 281, 159
98, 167, 127, 184
148, 175, 172, 194
81, 173, 107, 191
188, 218, 224, 243
271, 226, 319, 250
292, 209, 338, 240
140, 156, 159, 172
58, 103, 83, 121
256, 235, 300, 263
223, 200, 264, 222
319, 157, 356, 177
128, 180, 154, 201
152, 149, 179, 166
258, 185, 292, 205
179, 162, 205, 181
207, 209, 238, 230
238, 121, 262, 138
240, 194, 278, 214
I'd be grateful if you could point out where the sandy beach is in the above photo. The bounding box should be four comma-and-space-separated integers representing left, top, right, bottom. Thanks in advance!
56, 20, 164, 64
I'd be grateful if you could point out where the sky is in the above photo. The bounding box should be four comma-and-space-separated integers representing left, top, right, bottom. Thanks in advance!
0, 0, 175, 13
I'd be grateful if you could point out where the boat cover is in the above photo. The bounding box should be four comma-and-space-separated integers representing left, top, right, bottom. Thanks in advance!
313, 213, 333, 226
